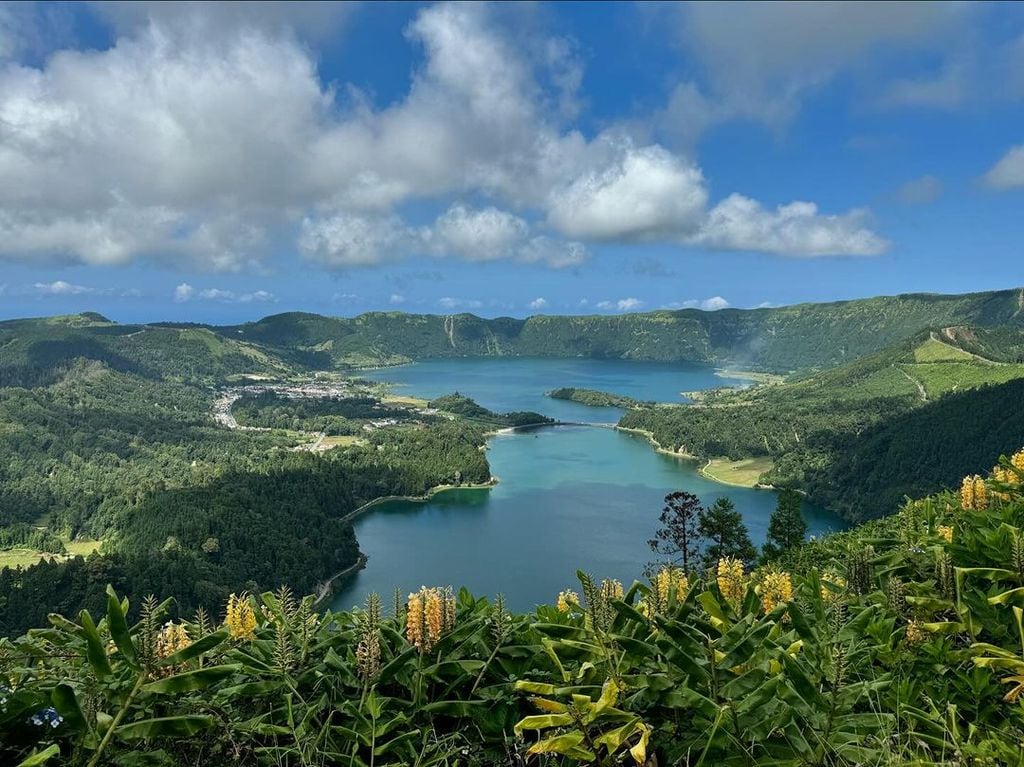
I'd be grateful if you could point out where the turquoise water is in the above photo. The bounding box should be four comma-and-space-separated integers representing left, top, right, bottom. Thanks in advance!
333, 359, 844, 612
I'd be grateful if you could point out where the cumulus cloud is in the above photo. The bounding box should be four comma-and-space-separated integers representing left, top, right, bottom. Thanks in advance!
597, 297, 644, 312
0, 2, 885, 273
174, 284, 274, 303
982, 145, 1024, 190
897, 175, 944, 204
300, 205, 589, 268
690, 196, 887, 257
547, 145, 707, 241
429, 205, 528, 261
389, 293, 406, 305
438, 296, 483, 310
528, 297, 548, 310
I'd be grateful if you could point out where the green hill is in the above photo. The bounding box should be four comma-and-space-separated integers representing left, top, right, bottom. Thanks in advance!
619, 328, 1024, 519
214, 287, 1024, 371
0, 314, 293, 386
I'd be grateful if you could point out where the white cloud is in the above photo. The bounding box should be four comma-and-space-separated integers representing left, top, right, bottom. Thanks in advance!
174, 284, 274, 303
548, 144, 707, 241
699, 296, 730, 311
299, 214, 408, 268
438, 296, 483, 310
429, 204, 528, 261
690, 195, 887, 257
597, 297, 644, 312
0, 2, 885, 273
389, 293, 406, 305
983, 145, 1024, 190
897, 175, 944, 204
33, 280, 93, 295
29, 280, 140, 298
528, 297, 548, 310
666, 296, 731, 311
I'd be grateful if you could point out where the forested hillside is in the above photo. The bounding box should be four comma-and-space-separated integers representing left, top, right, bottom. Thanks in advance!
0, 322, 497, 636
621, 329, 1024, 520
215, 287, 1024, 371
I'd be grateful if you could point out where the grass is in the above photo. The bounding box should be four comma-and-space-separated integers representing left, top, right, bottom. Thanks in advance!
913, 336, 976, 363
382, 394, 429, 408
320, 435, 367, 448
701, 456, 775, 487
907, 361, 1024, 398
0, 539, 102, 570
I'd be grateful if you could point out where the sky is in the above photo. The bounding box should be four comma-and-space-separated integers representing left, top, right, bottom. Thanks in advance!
0, 1, 1022, 324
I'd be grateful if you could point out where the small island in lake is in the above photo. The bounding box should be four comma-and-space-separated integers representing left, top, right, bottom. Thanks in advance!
547, 386, 651, 409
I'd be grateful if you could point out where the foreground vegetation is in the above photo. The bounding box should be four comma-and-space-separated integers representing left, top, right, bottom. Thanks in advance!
4, 452, 1024, 765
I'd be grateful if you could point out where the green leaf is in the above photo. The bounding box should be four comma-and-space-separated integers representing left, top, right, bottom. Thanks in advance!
16, 745, 61, 767
115, 715, 215, 740
141, 664, 241, 694
106, 586, 138, 668
158, 629, 228, 667
78, 610, 111, 679
514, 713, 575, 734
51, 684, 86, 731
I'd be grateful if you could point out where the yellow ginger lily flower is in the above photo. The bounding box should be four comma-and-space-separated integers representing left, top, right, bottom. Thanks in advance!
155, 621, 191, 660
556, 589, 579, 613
759, 570, 793, 614
406, 586, 455, 651
601, 578, 624, 601
961, 475, 987, 510
225, 593, 257, 641
820, 570, 846, 604
905, 619, 925, 645
1012, 449, 1024, 475
937, 525, 953, 543
717, 557, 746, 604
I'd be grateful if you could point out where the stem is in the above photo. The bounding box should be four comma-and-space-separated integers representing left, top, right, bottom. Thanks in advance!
469, 641, 502, 696
86, 670, 147, 767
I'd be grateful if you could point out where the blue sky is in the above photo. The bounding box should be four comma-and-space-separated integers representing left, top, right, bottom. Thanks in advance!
0, 1, 1022, 324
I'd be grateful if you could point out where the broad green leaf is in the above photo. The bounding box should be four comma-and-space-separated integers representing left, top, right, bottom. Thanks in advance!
106, 586, 138, 668
514, 713, 575, 734
141, 664, 241, 694
51, 683, 86, 731
16, 745, 61, 767
116, 715, 215, 740
78, 610, 111, 679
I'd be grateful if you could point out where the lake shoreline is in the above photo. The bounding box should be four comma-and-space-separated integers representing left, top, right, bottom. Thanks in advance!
317, 478, 500, 607
616, 426, 776, 491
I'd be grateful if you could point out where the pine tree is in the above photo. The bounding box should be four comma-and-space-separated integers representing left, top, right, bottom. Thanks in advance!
762, 488, 808, 560
648, 491, 703, 572
698, 496, 756, 569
